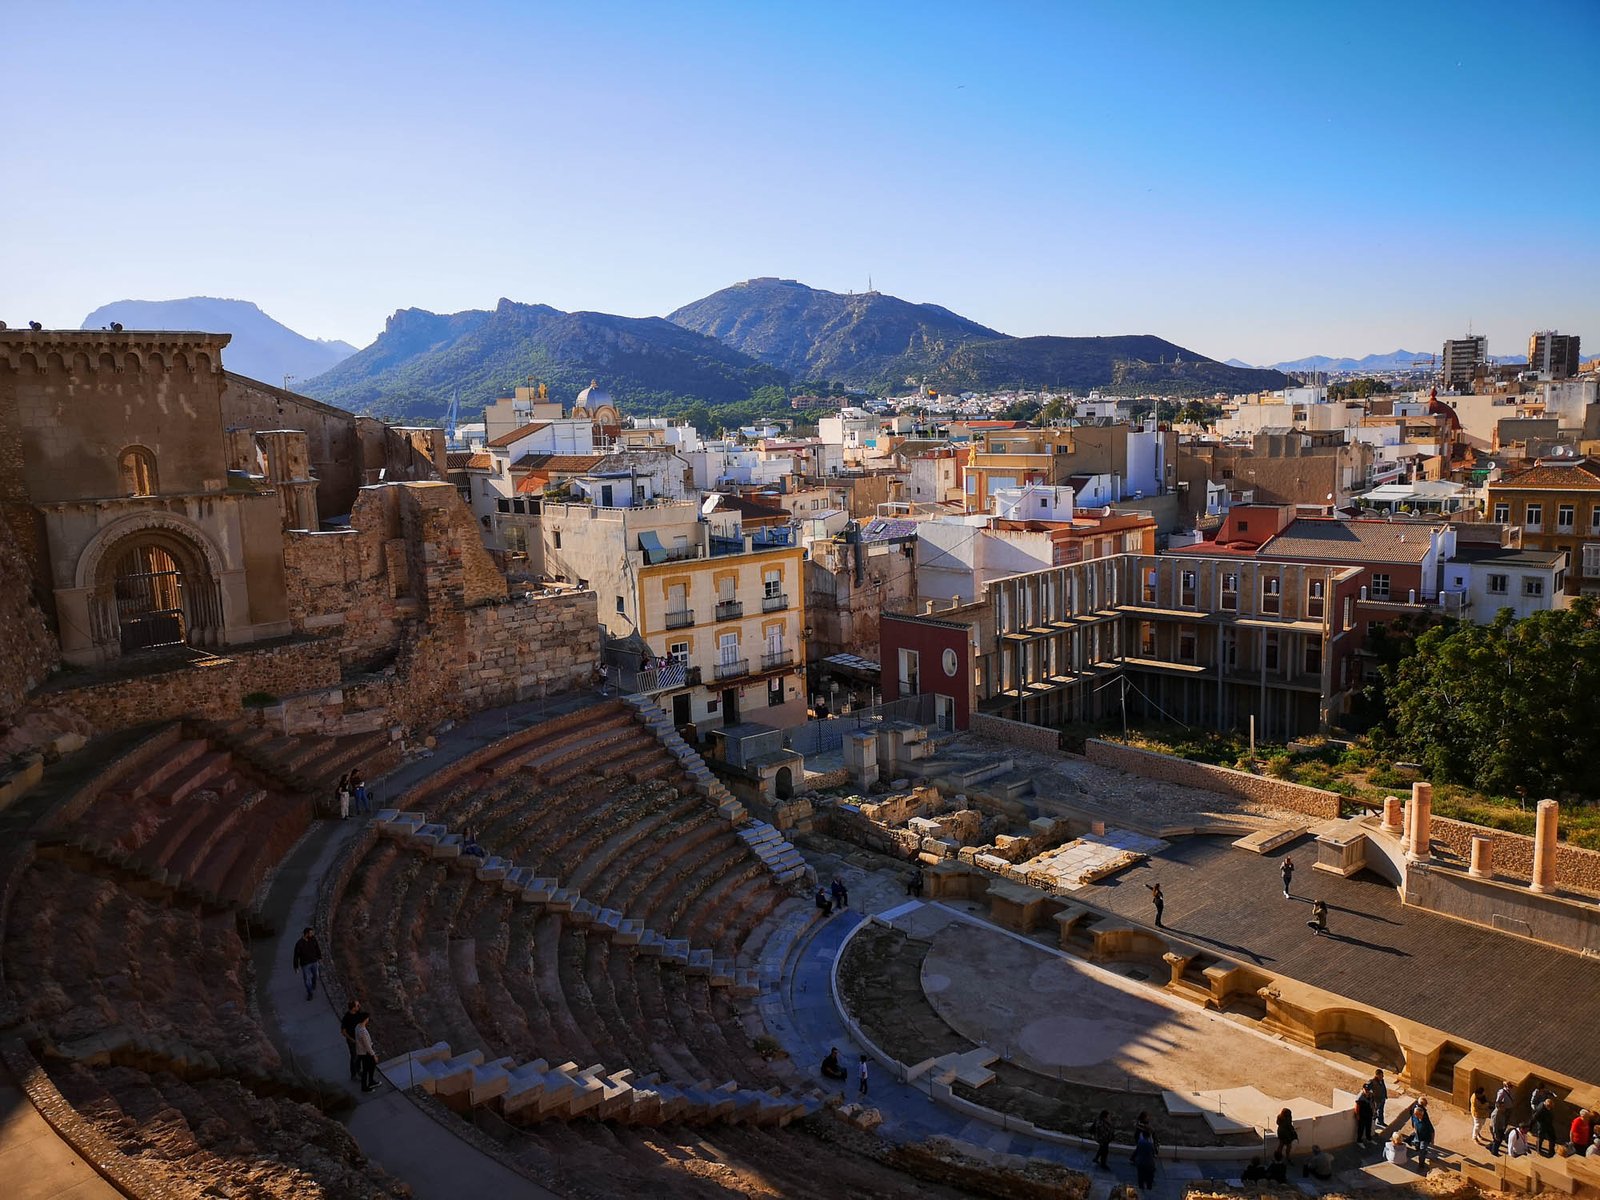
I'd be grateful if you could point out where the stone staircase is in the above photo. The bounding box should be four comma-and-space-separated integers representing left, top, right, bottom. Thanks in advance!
379, 1040, 812, 1128
622, 695, 814, 888
374, 810, 762, 997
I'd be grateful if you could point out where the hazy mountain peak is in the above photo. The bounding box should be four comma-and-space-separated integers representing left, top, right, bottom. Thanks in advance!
81, 296, 356, 383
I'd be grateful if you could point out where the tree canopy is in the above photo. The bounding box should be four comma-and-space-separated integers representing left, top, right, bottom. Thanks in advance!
1386, 598, 1600, 800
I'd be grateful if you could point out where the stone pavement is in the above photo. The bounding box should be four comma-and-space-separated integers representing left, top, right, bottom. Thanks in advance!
1078, 833, 1600, 1081
253, 694, 609, 1200
0, 1063, 120, 1200
787, 843, 1508, 1195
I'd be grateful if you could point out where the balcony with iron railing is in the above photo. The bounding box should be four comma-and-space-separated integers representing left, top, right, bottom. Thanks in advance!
761, 592, 789, 613
714, 657, 749, 681
715, 599, 744, 621
761, 648, 794, 670
665, 608, 695, 629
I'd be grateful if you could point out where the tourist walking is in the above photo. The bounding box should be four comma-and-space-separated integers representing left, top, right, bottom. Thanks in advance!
1133, 1110, 1158, 1156
1091, 1110, 1114, 1168
1281, 856, 1295, 898
858, 1055, 869, 1097
1470, 1086, 1488, 1144
1355, 1084, 1375, 1146
354, 1012, 378, 1092
1372, 1068, 1389, 1125
1532, 1097, 1557, 1157
1530, 1082, 1554, 1122
340, 999, 366, 1081
292, 926, 322, 1001
831, 877, 848, 910
1145, 882, 1164, 928
352, 770, 369, 815
336, 772, 352, 820
1131, 1132, 1157, 1190
1307, 899, 1328, 936
1275, 1107, 1299, 1161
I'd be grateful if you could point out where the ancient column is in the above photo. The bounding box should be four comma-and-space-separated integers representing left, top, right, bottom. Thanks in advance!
1468, 836, 1493, 878
1531, 799, 1559, 893
1407, 781, 1432, 860
1383, 795, 1403, 834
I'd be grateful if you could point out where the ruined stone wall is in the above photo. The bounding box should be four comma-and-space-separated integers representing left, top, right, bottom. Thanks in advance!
34, 639, 343, 736
220, 373, 362, 520
1430, 816, 1600, 894
0, 514, 59, 729
970, 713, 1063, 754
1084, 739, 1342, 820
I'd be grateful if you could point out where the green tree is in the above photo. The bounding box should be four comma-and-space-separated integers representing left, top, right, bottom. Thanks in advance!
1387, 599, 1600, 799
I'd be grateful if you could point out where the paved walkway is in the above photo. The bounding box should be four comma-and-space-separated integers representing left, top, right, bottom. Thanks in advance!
1078, 834, 1600, 1081
0, 1063, 120, 1200
253, 693, 610, 1200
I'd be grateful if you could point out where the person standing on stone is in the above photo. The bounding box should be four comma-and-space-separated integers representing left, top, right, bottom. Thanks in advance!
340, 999, 366, 1080
292, 926, 322, 1001
1145, 882, 1165, 928
1355, 1084, 1375, 1146
857, 1055, 869, 1097
907, 869, 923, 898
1570, 1109, 1594, 1159
831, 877, 848, 910
1281, 856, 1295, 898
1131, 1131, 1157, 1190
1409, 1099, 1435, 1167
1307, 899, 1328, 936
354, 1012, 378, 1092
1372, 1068, 1389, 1126
352, 770, 369, 816
1091, 1110, 1114, 1168
1490, 1091, 1513, 1156
1529, 1082, 1554, 1124
1532, 1097, 1558, 1157
1275, 1107, 1298, 1162
1470, 1086, 1488, 1144
337, 773, 352, 820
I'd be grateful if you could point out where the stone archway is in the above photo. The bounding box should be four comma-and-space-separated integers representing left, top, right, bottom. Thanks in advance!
84, 523, 225, 657
775, 765, 794, 800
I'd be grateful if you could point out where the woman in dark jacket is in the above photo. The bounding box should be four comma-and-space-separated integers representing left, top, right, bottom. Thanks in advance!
1276, 1107, 1299, 1160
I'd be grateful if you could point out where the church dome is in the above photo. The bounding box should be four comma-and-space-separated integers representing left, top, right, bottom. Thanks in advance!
575, 380, 612, 412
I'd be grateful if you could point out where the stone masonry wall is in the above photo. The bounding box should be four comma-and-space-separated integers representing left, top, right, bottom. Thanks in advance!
970, 713, 1063, 754
1085, 739, 1342, 820
1431, 816, 1600, 894
0, 513, 58, 729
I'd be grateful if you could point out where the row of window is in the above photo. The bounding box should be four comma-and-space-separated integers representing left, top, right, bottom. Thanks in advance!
1484, 574, 1547, 597
1146, 570, 1343, 616
1140, 623, 1323, 674
1492, 500, 1600, 534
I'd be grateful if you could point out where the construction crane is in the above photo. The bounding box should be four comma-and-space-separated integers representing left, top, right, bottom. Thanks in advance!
445, 391, 462, 449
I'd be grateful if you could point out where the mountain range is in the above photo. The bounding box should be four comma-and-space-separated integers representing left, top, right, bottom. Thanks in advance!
81, 282, 1292, 422
1231, 349, 1529, 373
82, 297, 356, 384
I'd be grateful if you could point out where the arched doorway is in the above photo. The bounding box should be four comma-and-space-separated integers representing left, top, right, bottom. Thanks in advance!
775, 766, 794, 800
87, 526, 225, 658
111, 542, 189, 652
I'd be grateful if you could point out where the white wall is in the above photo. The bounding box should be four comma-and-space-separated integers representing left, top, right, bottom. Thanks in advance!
993, 483, 1075, 521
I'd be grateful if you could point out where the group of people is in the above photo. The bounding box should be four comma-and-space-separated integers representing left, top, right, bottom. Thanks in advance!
819, 1046, 870, 1096
293, 927, 380, 1092
1482, 1081, 1599, 1160
815, 877, 849, 915
1143, 857, 1336, 939
1085, 1111, 1160, 1188
335, 770, 370, 819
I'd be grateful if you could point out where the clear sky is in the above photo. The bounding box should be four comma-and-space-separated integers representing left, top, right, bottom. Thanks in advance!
3, 0, 1596, 365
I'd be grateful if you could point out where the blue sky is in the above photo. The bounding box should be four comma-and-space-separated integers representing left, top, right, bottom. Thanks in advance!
3, 0, 1596, 365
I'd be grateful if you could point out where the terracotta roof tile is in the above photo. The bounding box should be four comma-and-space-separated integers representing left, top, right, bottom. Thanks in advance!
1491, 458, 1600, 490
1259, 518, 1441, 565
486, 420, 550, 448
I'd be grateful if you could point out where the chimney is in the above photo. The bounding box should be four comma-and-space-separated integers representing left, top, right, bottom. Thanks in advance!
925, 600, 935, 614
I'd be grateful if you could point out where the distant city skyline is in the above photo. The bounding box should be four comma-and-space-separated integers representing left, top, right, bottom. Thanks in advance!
2, 0, 1595, 366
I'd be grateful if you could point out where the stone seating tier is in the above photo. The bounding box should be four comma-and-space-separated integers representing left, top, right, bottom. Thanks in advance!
380, 1041, 809, 1129
47, 1059, 396, 1200
335, 840, 771, 1099
3, 858, 281, 1065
